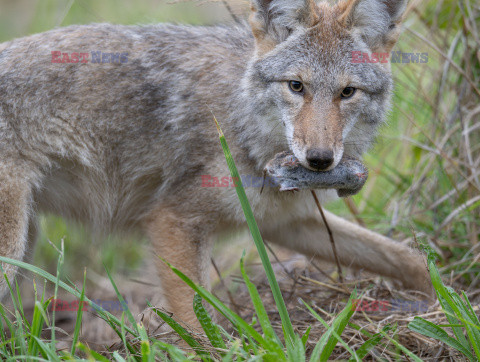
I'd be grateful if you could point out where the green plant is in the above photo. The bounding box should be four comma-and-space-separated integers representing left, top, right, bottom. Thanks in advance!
0, 116, 399, 361
408, 255, 480, 361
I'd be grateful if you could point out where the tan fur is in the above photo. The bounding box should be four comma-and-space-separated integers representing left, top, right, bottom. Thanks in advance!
337, 0, 364, 25
249, 11, 278, 55
249, 0, 320, 56
0, 164, 31, 293
295, 97, 343, 160
144, 206, 213, 327
260, 209, 431, 292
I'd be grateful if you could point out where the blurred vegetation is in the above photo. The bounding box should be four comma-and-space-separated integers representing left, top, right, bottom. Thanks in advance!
0, 0, 230, 40
0, 0, 478, 359
329, 0, 480, 287
0, 0, 478, 308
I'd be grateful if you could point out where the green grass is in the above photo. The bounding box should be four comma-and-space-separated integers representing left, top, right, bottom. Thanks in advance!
0, 0, 224, 42
408, 254, 480, 361
2, 115, 478, 361
0, 0, 478, 359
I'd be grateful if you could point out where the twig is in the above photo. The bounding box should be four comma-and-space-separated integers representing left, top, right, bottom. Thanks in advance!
263, 240, 296, 281
310, 190, 344, 283
260, 169, 267, 194
343, 197, 366, 227
299, 275, 350, 294
221, 0, 241, 24
406, 27, 480, 97
210, 258, 241, 315
309, 259, 338, 283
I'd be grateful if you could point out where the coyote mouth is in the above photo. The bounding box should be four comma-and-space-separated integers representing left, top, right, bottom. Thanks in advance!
264, 151, 368, 197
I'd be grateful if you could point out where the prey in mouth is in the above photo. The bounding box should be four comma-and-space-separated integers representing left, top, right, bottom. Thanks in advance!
264, 152, 368, 197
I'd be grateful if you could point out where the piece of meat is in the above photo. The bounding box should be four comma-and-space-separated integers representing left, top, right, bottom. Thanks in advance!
264, 151, 368, 197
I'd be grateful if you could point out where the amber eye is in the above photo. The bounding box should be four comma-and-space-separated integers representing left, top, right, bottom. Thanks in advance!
289, 80, 304, 93
341, 87, 356, 99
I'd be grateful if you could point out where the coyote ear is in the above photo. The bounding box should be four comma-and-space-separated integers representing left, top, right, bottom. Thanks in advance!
250, 0, 319, 55
339, 0, 408, 52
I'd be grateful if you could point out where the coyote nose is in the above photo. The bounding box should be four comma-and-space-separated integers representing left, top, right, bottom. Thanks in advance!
306, 148, 334, 170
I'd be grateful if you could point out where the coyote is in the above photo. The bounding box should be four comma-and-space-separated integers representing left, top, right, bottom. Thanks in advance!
0, 0, 431, 327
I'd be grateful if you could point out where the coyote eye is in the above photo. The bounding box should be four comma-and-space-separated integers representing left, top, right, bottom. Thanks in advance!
289, 80, 304, 93
341, 87, 356, 99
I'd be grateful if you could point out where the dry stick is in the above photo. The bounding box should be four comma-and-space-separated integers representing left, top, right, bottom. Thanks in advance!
309, 259, 338, 283
210, 258, 241, 315
343, 197, 366, 227
221, 0, 241, 24
263, 240, 296, 281
262, 242, 300, 303
310, 190, 344, 284
406, 28, 480, 97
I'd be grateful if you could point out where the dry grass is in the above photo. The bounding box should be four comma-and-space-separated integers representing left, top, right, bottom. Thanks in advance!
207, 1, 480, 358
216, 246, 472, 360
1, 0, 478, 359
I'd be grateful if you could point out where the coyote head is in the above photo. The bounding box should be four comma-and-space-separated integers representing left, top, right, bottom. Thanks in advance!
245, 0, 407, 171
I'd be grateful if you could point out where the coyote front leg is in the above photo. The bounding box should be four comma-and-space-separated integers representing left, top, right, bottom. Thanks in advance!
0, 161, 34, 299
261, 209, 432, 295
144, 207, 213, 328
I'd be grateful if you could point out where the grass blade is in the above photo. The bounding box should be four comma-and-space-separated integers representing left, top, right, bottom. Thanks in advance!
0, 255, 138, 338
301, 326, 311, 349
28, 300, 49, 357
408, 317, 474, 360
148, 301, 209, 357
138, 323, 155, 362
193, 293, 227, 351
429, 258, 480, 359
70, 268, 87, 356
303, 294, 358, 362
103, 263, 139, 335
349, 325, 391, 361
31, 336, 60, 361
378, 324, 423, 362
51, 238, 65, 349
429, 258, 469, 346
286, 334, 305, 362
76, 342, 111, 361
154, 341, 190, 361
160, 257, 267, 348
213, 115, 295, 346
239, 252, 284, 357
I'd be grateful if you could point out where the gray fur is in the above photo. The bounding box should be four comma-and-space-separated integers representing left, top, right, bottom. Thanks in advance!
264, 151, 368, 196
250, 0, 318, 43
346, 0, 408, 51
0, 0, 431, 324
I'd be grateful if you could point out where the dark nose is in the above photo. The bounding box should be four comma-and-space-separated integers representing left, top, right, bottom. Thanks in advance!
306, 148, 334, 170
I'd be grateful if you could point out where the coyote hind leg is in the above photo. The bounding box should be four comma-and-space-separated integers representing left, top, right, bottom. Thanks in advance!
260, 209, 433, 295
0, 160, 34, 299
